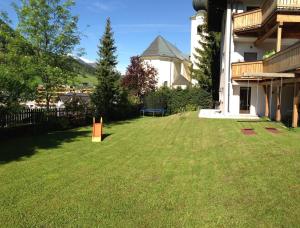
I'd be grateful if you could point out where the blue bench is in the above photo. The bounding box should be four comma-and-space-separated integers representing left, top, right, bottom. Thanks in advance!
140, 108, 165, 117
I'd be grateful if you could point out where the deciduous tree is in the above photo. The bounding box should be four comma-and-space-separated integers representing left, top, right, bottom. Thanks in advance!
0, 17, 37, 111
13, 0, 81, 110
122, 56, 157, 101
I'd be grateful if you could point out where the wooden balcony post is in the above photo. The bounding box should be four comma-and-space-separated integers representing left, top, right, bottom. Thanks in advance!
276, 22, 283, 52
275, 86, 281, 122
264, 85, 269, 117
292, 82, 299, 128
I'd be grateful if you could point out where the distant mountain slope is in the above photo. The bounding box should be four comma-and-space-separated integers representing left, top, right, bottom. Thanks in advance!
1, 19, 97, 87
71, 56, 96, 76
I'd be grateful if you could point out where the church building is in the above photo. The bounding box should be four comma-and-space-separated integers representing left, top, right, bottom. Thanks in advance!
141, 36, 192, 89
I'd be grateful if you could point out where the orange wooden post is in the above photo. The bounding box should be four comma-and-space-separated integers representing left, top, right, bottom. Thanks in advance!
92, 117, 103, 142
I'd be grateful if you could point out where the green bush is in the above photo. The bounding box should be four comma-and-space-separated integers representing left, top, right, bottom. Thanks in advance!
143, 87, 212, 115
263, 50, 275, 59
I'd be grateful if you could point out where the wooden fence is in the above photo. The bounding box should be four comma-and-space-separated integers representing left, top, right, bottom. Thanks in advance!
0, 108, 92, 129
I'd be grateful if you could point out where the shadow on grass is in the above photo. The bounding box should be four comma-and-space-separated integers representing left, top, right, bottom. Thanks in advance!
0, 130, 90, 164
102, 133, 112, 141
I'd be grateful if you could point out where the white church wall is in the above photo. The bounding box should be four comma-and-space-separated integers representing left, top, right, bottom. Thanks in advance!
144, 59, 174, 87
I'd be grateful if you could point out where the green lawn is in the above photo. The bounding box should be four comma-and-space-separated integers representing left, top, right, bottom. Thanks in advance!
0, 112, 300, 227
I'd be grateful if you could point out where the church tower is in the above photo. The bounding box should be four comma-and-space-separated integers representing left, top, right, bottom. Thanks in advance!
190, 0, 207, 69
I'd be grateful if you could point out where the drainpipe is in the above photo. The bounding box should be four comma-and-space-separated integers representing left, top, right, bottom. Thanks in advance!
227, 0, 233, 113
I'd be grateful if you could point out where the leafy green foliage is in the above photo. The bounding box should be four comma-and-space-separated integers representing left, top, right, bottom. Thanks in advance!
263, 49, 276, 59
14, 0, 81, 109
0, 19, 37, 111
144, 87, 212, 114
191, 14, 221, 102
122, 56, 157, 101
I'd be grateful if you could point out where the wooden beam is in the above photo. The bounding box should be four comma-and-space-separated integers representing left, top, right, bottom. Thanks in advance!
277, 15, 300, 23
264, 85, 269, 117
292, 82, 299, 128
261, 77, 300, 86
254, 24, 278, 46
275, 86, 281, 122
277, 22, 283, 52
242, 72, 295, 78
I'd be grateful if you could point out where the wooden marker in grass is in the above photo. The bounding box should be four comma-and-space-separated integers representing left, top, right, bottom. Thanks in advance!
92, 117, 103, 142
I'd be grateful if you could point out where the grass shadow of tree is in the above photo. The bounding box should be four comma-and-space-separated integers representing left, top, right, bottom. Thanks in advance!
0, 130, 90, 164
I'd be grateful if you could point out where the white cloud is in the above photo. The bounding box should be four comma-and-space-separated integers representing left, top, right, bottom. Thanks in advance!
79, 57, 96, 64
93, 2, 110, 11
87, 1, 125, 12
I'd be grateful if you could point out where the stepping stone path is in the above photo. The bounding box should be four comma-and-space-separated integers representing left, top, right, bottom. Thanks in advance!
241, 128, 256, 136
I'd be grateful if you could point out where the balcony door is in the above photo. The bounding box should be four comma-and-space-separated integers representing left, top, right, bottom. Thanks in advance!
240, 87, 251, 114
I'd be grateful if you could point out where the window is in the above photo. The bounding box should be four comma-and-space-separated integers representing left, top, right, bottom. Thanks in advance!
244, 52, 258, 62
163, 81, 168, 87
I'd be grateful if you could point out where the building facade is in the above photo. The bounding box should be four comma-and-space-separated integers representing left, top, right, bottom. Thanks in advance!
141, 36, 192, 89
203, 0, 300, 127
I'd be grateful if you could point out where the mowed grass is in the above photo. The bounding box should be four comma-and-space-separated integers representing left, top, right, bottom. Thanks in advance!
0, 112, 300, 227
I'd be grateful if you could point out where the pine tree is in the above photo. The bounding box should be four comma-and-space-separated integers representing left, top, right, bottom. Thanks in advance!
92, 18, 123, 119
191, 15, 221, 102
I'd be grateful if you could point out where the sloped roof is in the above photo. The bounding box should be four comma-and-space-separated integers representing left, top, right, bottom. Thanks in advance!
141, 36, 189, 61
173, 75, 192, 86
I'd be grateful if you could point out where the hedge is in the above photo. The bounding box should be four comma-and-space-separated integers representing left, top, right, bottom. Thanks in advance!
143, 87, 212, 115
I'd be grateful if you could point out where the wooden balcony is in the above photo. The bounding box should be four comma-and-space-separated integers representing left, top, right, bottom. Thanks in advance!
233, 0, 300, 33
232, 42, 300, 80
233, 9, 262, 32
232, 61, 263, 79
262, 0, 300, 22
264, 41, 300, 72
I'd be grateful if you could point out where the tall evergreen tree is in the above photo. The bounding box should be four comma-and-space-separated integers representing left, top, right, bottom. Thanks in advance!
92, 18, 123, 119
191, 15, 221, 102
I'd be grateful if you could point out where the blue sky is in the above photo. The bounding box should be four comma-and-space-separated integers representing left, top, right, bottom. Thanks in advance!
1, 0, 195, 73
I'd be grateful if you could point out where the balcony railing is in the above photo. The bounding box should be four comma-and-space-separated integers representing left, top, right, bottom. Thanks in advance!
233, 9, 262, 32
264, 41, 300, 73
232, 42, 300, 79
233, 0, 300, 32
232, 61, 263, 79
262, 0, 300, 21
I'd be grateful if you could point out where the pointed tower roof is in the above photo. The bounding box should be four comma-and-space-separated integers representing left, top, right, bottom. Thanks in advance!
141, 36, 189, 61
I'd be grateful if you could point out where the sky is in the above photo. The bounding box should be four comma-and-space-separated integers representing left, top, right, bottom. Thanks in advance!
1, 0, 196, 73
